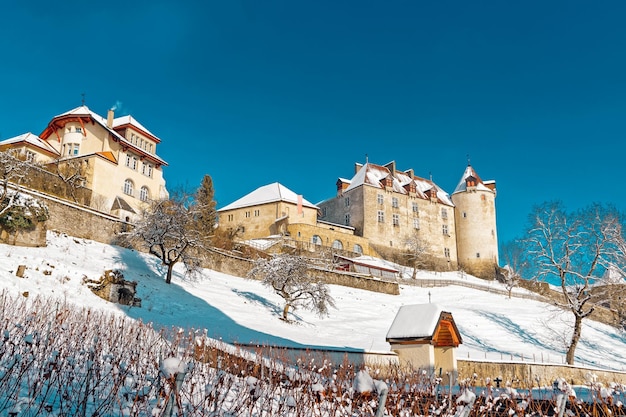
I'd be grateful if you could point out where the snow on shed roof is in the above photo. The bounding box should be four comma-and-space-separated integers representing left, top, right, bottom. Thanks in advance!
335, 255, 399, 273
218, 182, 318, 212
343, 162, 454, 206
452, 165, 494, 194
386, 303, 444, 340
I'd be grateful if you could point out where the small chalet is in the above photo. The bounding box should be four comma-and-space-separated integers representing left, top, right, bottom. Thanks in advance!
333, 254, 399, 279
386, 304, 462, 376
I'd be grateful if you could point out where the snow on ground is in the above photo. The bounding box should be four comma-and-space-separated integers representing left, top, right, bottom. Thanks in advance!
2, 231, 626, 372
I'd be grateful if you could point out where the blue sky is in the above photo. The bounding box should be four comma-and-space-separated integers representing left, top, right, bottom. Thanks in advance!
1, 1, 625, 246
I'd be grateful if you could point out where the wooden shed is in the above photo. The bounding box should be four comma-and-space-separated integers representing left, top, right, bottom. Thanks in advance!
386, 304, 462, 376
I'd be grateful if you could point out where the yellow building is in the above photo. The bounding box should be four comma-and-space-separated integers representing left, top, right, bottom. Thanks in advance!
218, 161, 499, 277
217, 182, 373, 255
318, 161, 459, 271
0, 106, 168, 220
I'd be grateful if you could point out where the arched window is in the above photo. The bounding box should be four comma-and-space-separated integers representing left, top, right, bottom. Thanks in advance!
140, 186, 150, 202
332, 240, 343, 250
311, 235, 322, 246
353, 244, 363, 254
123, 179, 134, 196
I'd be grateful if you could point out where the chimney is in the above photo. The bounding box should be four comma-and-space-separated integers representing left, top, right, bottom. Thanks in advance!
107, 109, 114, 128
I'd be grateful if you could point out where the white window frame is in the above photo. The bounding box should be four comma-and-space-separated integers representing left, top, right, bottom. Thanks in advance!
123, 179, 134, 196
377, 210, 384, 223
139, 186, 149, 202
392, 214, 400, 226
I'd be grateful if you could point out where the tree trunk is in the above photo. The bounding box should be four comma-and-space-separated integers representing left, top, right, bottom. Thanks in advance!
282, 303, 291, 321
566, 315, 583, 365
165, 262, 174, 284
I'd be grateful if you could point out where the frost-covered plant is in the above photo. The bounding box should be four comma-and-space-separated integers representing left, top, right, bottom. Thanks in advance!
248, 254, 336, 321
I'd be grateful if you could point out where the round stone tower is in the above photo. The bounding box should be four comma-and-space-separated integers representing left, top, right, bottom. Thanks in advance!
451, 164, 499, 279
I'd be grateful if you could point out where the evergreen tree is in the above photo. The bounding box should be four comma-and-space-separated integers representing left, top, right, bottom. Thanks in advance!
195, 174, 217, 245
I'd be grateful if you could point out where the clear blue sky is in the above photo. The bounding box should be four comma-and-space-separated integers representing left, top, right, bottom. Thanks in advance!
1, 1, 625, 246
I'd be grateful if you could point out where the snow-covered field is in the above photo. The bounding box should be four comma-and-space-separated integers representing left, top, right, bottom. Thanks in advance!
2, 231, 626, 372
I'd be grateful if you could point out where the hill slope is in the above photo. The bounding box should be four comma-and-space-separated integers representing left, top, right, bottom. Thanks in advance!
2, 231, 625, 371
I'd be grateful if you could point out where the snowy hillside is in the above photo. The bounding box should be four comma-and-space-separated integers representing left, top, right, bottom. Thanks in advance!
2, 231, 626, 372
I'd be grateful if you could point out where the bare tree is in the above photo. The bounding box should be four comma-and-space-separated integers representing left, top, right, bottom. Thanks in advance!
403, 231, 429, 279
499, 240, 527, 298
130, 195, 203, 284
0, 150, 31, 216
248, 254, 335, 321
524, 201, 626, 364
50, 158, 87, 202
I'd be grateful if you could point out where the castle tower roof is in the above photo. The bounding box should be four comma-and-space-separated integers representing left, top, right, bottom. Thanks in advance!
452, 164, 495, 195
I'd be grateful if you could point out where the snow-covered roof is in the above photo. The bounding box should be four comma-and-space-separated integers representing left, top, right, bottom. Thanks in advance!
0, 132, 59, 155
112, 115, 160, 143
386, 304, 444, 340
343, 162, 454, 206
335, 255, 399, 273
218, 182, 318, 212
452, 165, 494, 194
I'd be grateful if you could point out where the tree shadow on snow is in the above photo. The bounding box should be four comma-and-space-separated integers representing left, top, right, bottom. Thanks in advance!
108, 245, 360, 352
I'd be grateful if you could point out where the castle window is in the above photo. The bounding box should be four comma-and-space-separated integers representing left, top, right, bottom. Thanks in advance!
332, 240, 343, 250
412, 202, 419, 214
442, 224, 449, 235
321, 207, 327, 217
392, 214, 400, 226
345, 214, 350, 225
441, 208, 448, 219
353, 244, 363, 254
227, 214, 233, 221
377, 211, 385, 223
392, 197, 399, 208
123, 179, 134, 196
413, 218, 420, 229
463, 212, 467, 218
345, 197, 350, 207
75, 127, 82, 134
139, 186, 150, 202
377, 194, 384, 205
25, 151, 35, 163
476, 252, 481, 258
254, 209, 260, 216
245, 211, 251, 218
444, 248, 450, 258
312, 235, 322, 245
149, 143, 153, 153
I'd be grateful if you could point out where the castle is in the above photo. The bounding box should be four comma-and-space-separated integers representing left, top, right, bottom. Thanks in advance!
218, 160, 499, 279
0, 106, 169, 220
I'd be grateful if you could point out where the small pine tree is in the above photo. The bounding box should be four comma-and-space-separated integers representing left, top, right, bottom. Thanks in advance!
195, 175, 217, 246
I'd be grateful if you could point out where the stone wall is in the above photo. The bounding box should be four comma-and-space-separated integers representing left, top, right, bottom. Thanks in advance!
205, 248, 400, 295
0, 222, 47, 247
14, 186, 127, 244
457, 359, 626, 386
